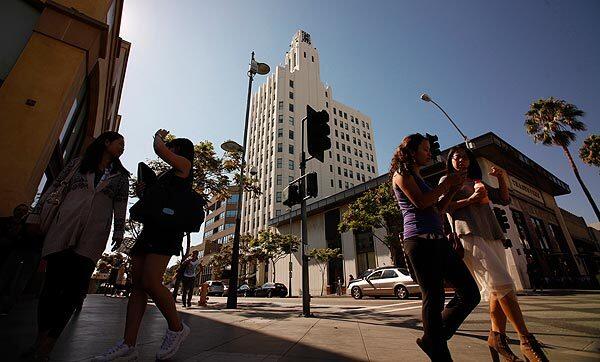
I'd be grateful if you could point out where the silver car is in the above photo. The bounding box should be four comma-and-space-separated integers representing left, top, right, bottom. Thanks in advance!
205, 280, 225, 296
349, 267, 420, 300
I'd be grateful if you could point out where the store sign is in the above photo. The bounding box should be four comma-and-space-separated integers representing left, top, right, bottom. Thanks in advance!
509, 176, 545, 204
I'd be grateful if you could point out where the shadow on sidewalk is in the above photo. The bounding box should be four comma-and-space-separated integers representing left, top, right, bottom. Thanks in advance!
0, 295, 362, 361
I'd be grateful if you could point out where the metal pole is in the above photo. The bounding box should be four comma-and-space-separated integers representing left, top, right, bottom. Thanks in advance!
429, 99, 469, 143
288, 205, 293, 297
300, 118, 310, 317
226, 52, 255, 309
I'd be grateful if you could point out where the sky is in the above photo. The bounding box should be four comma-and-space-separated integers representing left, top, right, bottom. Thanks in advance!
116, 0, 600, 248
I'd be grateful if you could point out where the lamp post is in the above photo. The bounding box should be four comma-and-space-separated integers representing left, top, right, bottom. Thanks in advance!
224, 52, 269, 309
420, 93, 470, 145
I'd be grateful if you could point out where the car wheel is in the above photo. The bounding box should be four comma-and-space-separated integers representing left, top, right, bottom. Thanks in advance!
395, 285, 409, 300
351, 286, 362, 300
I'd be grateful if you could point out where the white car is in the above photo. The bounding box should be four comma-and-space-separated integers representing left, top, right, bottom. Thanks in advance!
205, 280, 225, 296
348, 267, 420, 299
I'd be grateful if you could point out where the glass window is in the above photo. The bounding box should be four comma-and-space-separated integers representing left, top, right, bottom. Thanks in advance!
338, 180, 342, 188
277, 143, 283, 152
368, 271, 382, 280
289, 116, 294, 125
227, 194, 239, 204
289, 104, 294, 112
278, 101, 283, 110
226, 210, 237, 217
382, 270, 397, 279
276, 158, 282, 168
531, 216, 551, 250
277, 128, 283, 138
289, 92, 294, 99
511, 209, 531, 250
278, 114, 283, 123
289, 144, 294, 154
289, 130, 294, 139
276, 174, 282, 185
276, 192, 282, 202
289, 160, 294, 170
289, 80, 294, 88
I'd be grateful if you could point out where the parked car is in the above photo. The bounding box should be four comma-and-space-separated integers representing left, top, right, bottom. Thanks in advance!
254, 282, 288, 298
237, 284, 256, 297
348, 267, 420, 300
205, 280, 225, 296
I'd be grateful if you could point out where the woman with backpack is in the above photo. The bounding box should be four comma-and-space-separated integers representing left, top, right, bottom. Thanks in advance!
25, 131, 129, 361
95, 129, 194, 361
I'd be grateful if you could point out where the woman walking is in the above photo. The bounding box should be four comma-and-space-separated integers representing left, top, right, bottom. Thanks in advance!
26, 132, 129, 361
391, 133, 481, 361
94, 129, 194, 361
443, 146, 548, 361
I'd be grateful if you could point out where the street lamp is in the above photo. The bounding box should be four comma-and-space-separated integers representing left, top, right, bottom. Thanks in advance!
420, 93, 471, 146
225, 52, 270, 309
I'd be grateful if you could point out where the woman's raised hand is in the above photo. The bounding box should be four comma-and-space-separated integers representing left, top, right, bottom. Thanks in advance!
489, 166, 504, 179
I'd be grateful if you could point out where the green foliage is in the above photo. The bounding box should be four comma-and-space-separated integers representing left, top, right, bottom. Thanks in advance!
524, 97, 586, 148
339, 183, 404, 264
580, 134, 600, 169
308, 248, 342, 296
208, 235, 256, 280
249, 229, 300, 282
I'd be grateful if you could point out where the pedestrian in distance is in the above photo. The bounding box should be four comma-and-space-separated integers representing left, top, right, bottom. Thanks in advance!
94, 129, 194, 361
390, 133, 481, 361
443, 145, 549, 361
526, 256, 543, 294
180, 250, 201, 308
24, 131, 129, 361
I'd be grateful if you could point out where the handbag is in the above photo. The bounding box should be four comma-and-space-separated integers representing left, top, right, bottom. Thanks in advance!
37, 159, 81, 233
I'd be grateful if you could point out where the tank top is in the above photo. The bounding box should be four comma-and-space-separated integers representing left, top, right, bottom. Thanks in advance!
393, 172, 444, 239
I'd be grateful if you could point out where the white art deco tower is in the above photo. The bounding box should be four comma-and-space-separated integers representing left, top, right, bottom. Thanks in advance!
241, 30, 378, 235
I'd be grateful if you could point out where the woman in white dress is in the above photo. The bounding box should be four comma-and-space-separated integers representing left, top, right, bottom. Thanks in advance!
443, 146, 548, 362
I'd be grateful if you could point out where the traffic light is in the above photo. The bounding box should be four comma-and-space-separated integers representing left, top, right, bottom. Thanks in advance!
283, 184, 303, 207
306, 105, 331, 162
306, 172, 318, 198
493, 207, 510, 233
425, 133, 441, 157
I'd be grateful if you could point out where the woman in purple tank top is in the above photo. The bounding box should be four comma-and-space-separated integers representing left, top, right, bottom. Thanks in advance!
390, 133, 480, 361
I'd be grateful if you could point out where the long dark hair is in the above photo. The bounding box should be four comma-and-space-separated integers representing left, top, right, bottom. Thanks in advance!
80, 131, 128, 174
446, 145, 482, 180
166, 138, 195, 178
389, 133, 427, 178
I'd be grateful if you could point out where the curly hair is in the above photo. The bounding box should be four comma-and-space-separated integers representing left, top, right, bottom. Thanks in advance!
446, 145, 482, 180
389, 133, 427, 179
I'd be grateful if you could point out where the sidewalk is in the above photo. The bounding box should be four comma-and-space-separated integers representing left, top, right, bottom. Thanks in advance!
1, 294, 599, 361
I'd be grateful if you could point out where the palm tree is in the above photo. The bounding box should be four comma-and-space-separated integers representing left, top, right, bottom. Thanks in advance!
525, 97, 599, 221
579, 134, 600, 169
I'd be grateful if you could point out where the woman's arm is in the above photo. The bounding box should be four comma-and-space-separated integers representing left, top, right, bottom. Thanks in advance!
487, 167, 511, 206
153, 130, 191, 178
111, 175, 129, 250
394, 172, 462, 209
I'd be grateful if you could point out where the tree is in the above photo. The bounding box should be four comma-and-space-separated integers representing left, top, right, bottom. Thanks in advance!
338, 183, 405, 266
580, 134, 600, 169
525, 97, 599, 221
208, 238, 254, 280
248, 229, 300, 283
308, 248, 343, 296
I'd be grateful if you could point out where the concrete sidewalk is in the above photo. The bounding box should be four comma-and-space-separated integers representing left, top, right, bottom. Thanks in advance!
1, 294, 599, 361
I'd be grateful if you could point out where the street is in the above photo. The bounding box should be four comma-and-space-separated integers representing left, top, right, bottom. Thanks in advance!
2, 291, 599, 361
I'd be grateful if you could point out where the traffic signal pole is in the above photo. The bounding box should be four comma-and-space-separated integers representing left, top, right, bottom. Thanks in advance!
300, 116, 311, 317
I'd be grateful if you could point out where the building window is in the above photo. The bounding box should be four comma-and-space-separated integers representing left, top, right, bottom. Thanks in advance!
278, 101, 283, 110
336, 154, 340, 162
289, 160, 294, 170
311, 56, 314, 62
337, 167, 341, 175
289, 104, 294, 112
511, 210, 531, 250
276, 210, 282, 217
227, 194, 239, 204
330, 179, 334, 187
277, 128, 283, 138
278, 114, 283, 123
531, 217, 551, 250
335, 130, 338, 137
334, 119, 337, 126
289, 144, 294, 154
326, 101, 329, 108
333, 107, 337, 114
277, 143, 283, 152
289, 175, 294, 183
289, 116, 294, 125
329, 165, 333, 172
276, 174, 282, 185
277, 158, 282, 168
276, 192, 282, 202
303, 51, 306, 58
289, 130, 294, 139
336, 141, 339, 149
338, 180, 342, 188
289, 92, 294, 99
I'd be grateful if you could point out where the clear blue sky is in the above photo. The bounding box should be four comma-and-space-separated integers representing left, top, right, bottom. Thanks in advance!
118, 0, 600, 235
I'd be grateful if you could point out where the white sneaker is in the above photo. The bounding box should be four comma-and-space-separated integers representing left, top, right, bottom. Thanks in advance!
155, 322, 190, 360
92, 340, 138, 361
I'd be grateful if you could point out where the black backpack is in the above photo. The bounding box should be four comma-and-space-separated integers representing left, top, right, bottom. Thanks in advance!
130, 164, 206, 232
